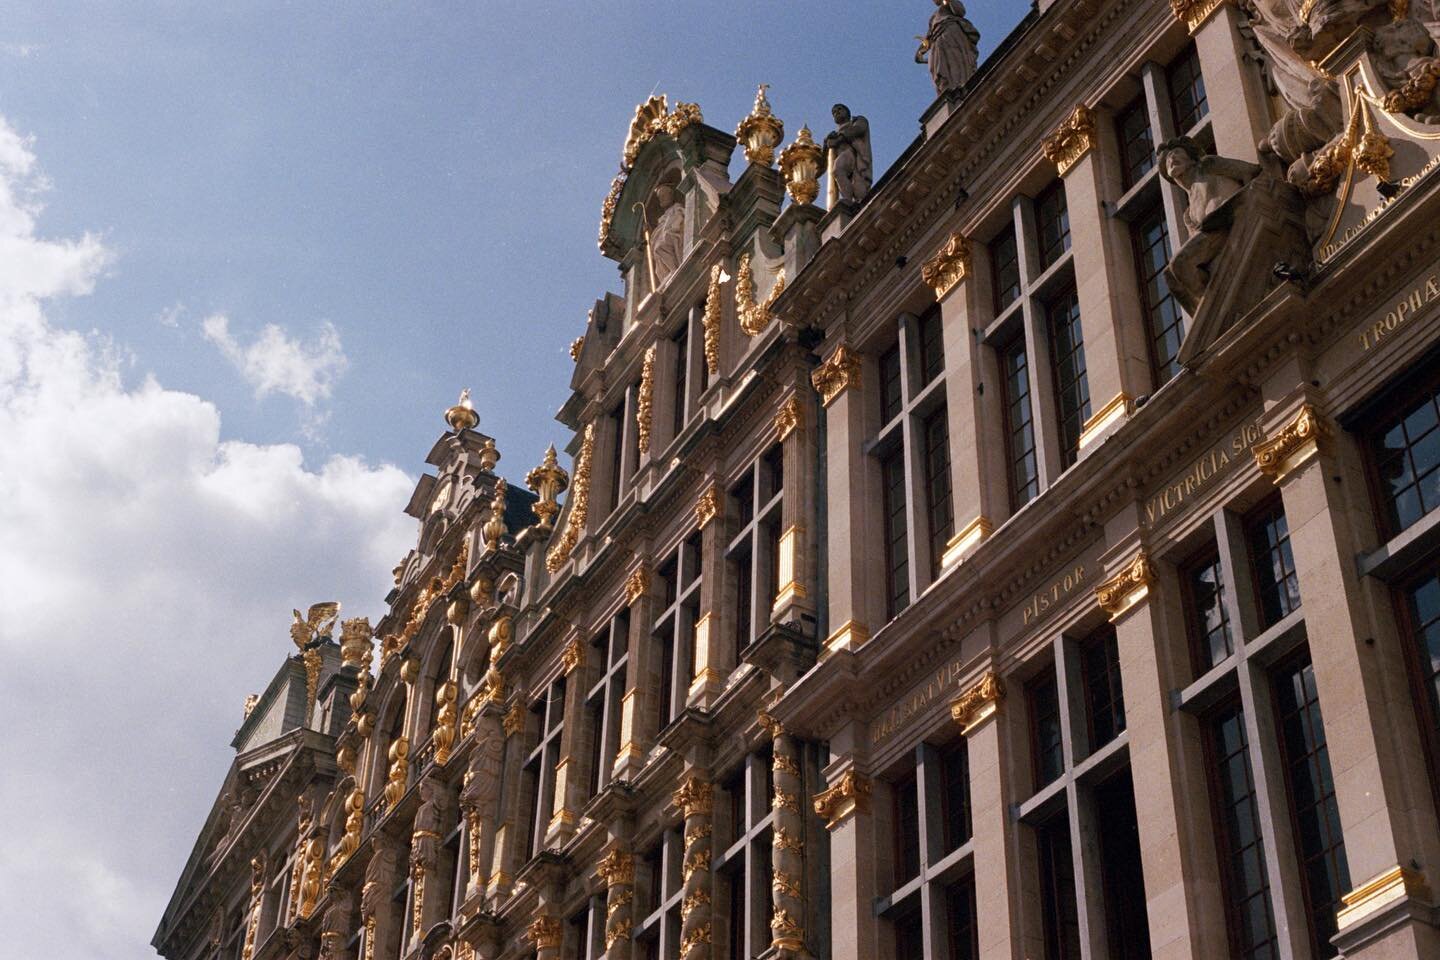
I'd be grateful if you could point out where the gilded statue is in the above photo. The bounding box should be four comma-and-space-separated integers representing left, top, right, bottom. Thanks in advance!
1156, 137, 1261, 314
824, 104, 872, 205
915, 0, 980, 97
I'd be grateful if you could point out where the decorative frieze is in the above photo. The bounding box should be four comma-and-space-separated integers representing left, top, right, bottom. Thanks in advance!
636, 345, 656, 455
773, 394, 803, 441
545, 422, 594, 573
941, 516, 992, 569
1095, 552, 1157, 622
810, 345, 862, 406
812, 769, 871, 830
921, 232, 972, 298
1042, 104, 1097, 175
1252, 403, 1330, 484
950, 672, 1004, 734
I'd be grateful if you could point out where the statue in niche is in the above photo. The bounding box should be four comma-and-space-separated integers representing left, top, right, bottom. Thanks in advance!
915, 0, 980, 97
1156, 137, 1261, 314
648, 184, 686, 286
824, 104, 873, 205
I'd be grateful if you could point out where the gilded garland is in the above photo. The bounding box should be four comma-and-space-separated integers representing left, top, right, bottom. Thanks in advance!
735, 252, 787, 335
636, 344, 656, 454
703, 263, 723, 374
545, 422, 595, 574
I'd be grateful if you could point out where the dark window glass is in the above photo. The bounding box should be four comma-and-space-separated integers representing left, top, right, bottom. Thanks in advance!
894, 770, 921, 884
882, 448, 911, 618
894, 901, 924, 960
1029, 669, 1064, 789
762, 442, 784, 502
923, 407, 955, 577
1133, 207, 1185, 384
1205, 703, 1279, 960
992, 226, 1022, 313
1402, 569, 1440, 809
725, 865, 745, 960
880, 342, 904, 425
1248, 501, 1301, 628
696, 306, 710, 394
1186, 548, 1234, 672
1168, 44, 1209, 133
1037, 818, 1081, 960
730, 471, 754, 528
608, 400, 626, 512
733, 543, 753, 652
919, 308, 945, 386
1117, 97, 1155, 189
656, 628, 675, 729
1047, 288, 1090, 467
945, 877, 979, 960
672, 321, 688, 438
999, 335, 1039, 509
1082, 627, 1126, 750
1035, 180, 1071, 270
1371, 375, 1440, 535
1096, 773, 1153, 960
940, 739, 972, 851
1274, 655, 1350, 958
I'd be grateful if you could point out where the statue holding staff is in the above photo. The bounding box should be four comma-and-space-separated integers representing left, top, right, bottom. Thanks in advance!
916, 0, 980, 97
824, 104, 872, 206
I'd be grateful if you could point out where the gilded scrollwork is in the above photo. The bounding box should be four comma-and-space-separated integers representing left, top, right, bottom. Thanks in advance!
735, 253, 787, 335
545, 423, 595, 574
950, 671, 1004, 734
703, 263, 723, 375
1095, 552, 1157, 622
1253, 403, 1330, 482
812, 769, 872, 830
637, 345, 656, 455
921, 232, 971, 298
810, 345, 862, 406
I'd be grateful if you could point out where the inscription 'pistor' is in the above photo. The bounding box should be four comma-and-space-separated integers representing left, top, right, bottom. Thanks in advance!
1022, 564, 1087, 626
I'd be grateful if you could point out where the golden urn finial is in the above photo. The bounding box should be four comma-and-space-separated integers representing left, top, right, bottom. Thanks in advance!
736, 84, 785, 167
445, 388, 479, 433
525, 444, 570, 530
779, 125, 824, 205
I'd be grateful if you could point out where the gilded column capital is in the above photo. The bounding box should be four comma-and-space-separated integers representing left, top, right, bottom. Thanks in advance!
1096, 552, 1157, 622
950, 672, 1005, 734
502, 701, 525, 737
810, 344, 862, 407
921, 232, 972, 298
1170, 0, 1228, 32
636, 344, 656, 455
812, 769, 871, 829
561, 637, 585, 674
1252, 403, 1330, 484
1042, 104, 1097, 175
527, 914, 563, 951
695, 484, 722, 531
757, 709, 784, 739
596, 848, 636, 887
773, 394, 803, 441
673, 776, 714, 818
624, 565, 651, 605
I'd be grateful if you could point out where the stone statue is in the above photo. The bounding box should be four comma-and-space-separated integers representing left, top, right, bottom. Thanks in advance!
1373, 18, 1440, 122
824, 104, 873, 205
916, 0, 980, 96
460, 719, 504, 821
649, 185, 686, 285
1157, 137, 1261, 314
411, 778, 444, 870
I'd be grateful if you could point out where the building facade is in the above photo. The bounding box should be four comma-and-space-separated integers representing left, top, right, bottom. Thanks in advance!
157, 0, 1440, 958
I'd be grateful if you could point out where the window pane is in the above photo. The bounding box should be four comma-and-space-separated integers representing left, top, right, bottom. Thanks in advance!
1047, 288, 1090, 467
1167, 44, 1208, 133
894, 771, 921, 885
1117, 97, 1154, 189
1035, 180, 1071, 270
1029, 669, 1064, 789
941, 739, 972, 851
1096, 772, 1152, 960
1370, 374, 1440, 536
992, 226, 1022, 313
880, 342, 904, 425
1037, 817, 1081, 960
1206, 703, 1279, 959
1000, 336, 1039, 508
894, 901, 924, 960
1186, 549, 1234, 671
1403, 569, 1440, 807
923, 407, 955, 578
1082, 627, 1126, 750
1132, 207, 1185, 384
945, 877, 979, 960
882, 448, 911, 618
919, 307, 945, 386
1248, 501, 1301, 628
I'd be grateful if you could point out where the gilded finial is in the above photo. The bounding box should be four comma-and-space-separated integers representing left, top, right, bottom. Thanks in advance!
736, 84, 785, 167
445, 389, 479, 432
526, 445, 570, 530
779, 125, 824, 205
479, 437, 500, 473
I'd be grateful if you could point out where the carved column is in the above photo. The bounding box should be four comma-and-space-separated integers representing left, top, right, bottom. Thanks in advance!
674, 776, 714, 960
460, 712, 504, 899
813, 345, 876, 654
690, 485, 729, 705
1258, 399, 1440, 949
615, 566, 656, 782
812, 746, 874, 960
486, 702, 527, 904
597, 847, 636, 960
528, 913, 563, 960
385, 656, 420, 811
360, 836, 400, 960
771, 390, 818, 628
408, 778, 444, 946
1041, 104, 1149, 455
764, 715, 809, 957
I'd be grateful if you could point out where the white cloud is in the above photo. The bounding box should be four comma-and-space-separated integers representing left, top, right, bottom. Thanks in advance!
202, 313, 349, 406
0, 114, 417, 960
155, 301, 184, 327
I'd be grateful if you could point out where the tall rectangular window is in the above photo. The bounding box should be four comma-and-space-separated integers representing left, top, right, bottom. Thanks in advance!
1274, 655, 1350, 958
923, 407, 955, 577
1029, 669, 1064, 789
1205, 702, 1278, 959
918, 307, 945, 386
894, 768, 922, 885
1117, 97, 1154, 189
1401, 569, 1440, 810
1035, 180, 1071, 270
1095, 773, 1152, 960
945, 878, 979, 960
882, 448, 910, 618
999, 335, 1039, 509
1369, 373, 1440, 535
1037, 817, 1081, 960
940, 739, 972, 851
1046, 288, 1090, 467
585, 611, 629, 798
1133, 207, 1184, 384
1082, 627, 1125, 751
1167, 44, 1208, 133
880, 342, 904, 425
672, 325, 689, 438
525, 677, 567, 859
1247, 500, 1301, 628
1185, 548, 1234, 672
992, 227, 1022, 313
607, 400, 626, 513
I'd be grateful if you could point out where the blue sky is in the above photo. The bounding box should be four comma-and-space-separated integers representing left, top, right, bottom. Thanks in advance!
0, 4, 1025, 957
